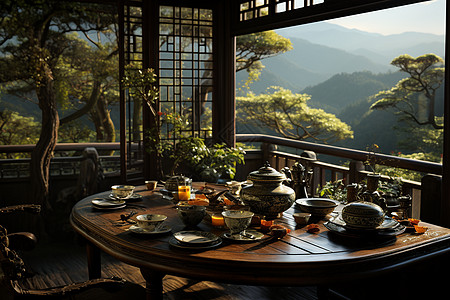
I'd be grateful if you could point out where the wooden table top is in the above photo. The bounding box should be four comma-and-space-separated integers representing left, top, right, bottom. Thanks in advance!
70, 184, 450, 286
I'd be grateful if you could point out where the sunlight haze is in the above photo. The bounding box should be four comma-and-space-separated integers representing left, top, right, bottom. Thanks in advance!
327, 0, 445, 36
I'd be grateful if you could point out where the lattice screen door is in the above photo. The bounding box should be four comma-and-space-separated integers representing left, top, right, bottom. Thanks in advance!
119, 1, 233, 182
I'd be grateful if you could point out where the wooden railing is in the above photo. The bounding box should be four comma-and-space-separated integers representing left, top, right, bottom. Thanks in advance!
0, 135, 444, 222
236, 134, 443, 220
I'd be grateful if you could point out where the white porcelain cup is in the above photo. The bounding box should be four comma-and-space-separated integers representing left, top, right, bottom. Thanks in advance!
136, 214, 167, 231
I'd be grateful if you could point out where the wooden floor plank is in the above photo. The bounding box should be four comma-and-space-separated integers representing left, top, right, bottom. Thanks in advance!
20, 239, 318, 299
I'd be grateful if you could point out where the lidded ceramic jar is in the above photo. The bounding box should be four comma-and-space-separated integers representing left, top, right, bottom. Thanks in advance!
341, 201, 385, 229
164, 175, 192, 191
240, 162, 296, 219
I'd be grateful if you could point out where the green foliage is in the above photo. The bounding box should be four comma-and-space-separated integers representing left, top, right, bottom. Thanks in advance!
194, 144, 245, 180
237, 87, 353, 143
121, 65, 159, 116
236, 31, 292, 90
58, 120, 95, 143
146, 112, 245, 180
0, 110, 40, 158
319, 178, 404, 203
371, 54, 444, 129
318, 179, 348, 202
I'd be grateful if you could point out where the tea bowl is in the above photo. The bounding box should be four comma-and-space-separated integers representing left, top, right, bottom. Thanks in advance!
293, 212, 311, 225
145, 180, 158, 191
222, 210, 254, 235
111, 185, 135, 199
136, 214, 167, 231
295, 198, 339, 216
177, 205, 207, 227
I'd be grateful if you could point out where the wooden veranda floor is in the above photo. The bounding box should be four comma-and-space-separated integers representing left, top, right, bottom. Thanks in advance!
21, 239, 319, 300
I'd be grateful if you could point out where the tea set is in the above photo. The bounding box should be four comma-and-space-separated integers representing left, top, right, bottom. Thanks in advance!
91, 162, 406, 249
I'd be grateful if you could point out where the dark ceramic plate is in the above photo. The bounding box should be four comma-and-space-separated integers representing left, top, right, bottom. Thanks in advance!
325, 214, 405, 237
169, 236, 222, 250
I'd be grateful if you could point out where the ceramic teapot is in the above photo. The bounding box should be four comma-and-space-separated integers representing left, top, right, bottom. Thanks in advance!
240, 162, 296, 219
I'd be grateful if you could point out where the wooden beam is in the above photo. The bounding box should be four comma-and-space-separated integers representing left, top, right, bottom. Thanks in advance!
213, 0, 236, 147
441, 1, 450, 228
231, 0, 431, 36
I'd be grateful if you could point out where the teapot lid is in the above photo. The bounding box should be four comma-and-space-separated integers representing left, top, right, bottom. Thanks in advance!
248, 162, 286, 181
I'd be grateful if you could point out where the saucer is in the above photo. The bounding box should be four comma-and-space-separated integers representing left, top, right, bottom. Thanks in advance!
109, 193, 133, 201
173, 231, 219, 246
92, 198, 126, 208
128, 225, 171, 235
169, 236, 222, 250
329, 213, 400, 231
222, 230, 265, 242
125, 194, 143, 202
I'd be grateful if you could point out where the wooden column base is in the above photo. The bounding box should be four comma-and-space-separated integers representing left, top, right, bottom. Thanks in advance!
140, 269, 165, 300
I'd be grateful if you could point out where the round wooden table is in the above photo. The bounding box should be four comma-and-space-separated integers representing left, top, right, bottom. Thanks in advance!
70, 184, 450, 299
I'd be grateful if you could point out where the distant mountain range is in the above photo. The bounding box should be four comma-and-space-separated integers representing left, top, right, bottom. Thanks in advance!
236, 23, 445, 154
237, 22, 445, 95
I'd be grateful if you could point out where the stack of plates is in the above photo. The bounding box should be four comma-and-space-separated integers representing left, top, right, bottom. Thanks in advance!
325, 213, 405, 238
91, 198, 126, 210
169, 231, 222, 249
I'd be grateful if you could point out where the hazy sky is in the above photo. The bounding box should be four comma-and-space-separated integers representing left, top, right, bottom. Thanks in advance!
327, 0, 445, 36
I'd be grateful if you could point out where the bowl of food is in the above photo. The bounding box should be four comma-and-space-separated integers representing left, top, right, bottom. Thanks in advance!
111, 185, 135, 199
295, 198, 339, 216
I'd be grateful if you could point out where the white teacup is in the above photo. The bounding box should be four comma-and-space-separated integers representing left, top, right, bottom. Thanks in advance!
136, 214, 167, 231
222, 210, 254, 235
111, 185, 135, 199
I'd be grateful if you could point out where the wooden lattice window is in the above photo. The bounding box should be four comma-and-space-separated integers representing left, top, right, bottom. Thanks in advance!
159, 6, 214, 142
121, 4, 145, 178
238, 0, 325, 22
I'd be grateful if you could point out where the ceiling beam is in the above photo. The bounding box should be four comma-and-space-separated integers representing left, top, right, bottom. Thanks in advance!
231, 0, 431, 36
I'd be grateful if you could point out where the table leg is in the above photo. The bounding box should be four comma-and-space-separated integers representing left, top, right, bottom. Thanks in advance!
140, 269, 164, 300
86, 241, 101, 279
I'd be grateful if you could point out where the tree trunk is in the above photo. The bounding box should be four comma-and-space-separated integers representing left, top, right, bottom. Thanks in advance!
90, 93, 115, 156
30, 63, 59, 212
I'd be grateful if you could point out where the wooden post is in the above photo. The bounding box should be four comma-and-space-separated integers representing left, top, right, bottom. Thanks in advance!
261, 142, 277, 167
86, 241, 101, 279
421, 174, 442, 225
441, 1, 450, 228
348, 160, 364, 184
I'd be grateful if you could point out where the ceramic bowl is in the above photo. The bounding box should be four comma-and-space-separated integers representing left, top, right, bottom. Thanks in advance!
341, 201, 385, 229
145, 180, 158, 191
111, 185, 135, 199
177, 205, 207, 227
295, 198, 339, 216
136, 214, 167, 231
222, 210, 254, 235
293, 212, 311, 225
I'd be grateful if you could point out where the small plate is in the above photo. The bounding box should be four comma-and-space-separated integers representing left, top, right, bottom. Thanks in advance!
173, 231, 219, 245
222, 230, 265, 242
169, 236, 222, 250
92, 204, 126, 210
128, 225, 171, 235
92, 199, 126, 208
125, 194, 143, 202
